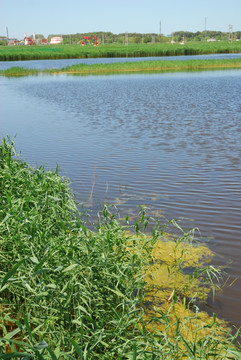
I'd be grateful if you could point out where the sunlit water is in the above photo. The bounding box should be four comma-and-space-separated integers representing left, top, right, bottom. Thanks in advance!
1, 69, 241, 328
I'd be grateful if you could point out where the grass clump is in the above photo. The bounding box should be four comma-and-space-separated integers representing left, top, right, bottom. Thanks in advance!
0, 137, 240, 359
0, 66, 39, 77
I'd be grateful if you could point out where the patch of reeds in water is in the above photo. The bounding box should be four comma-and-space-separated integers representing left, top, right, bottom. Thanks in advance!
1, 58, 241, 77
0, 137, 240, 359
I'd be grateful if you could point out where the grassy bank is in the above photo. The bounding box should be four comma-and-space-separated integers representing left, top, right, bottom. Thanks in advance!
0, 42, 241, 61
0, 137, 240, 359
1, 58, 241, 77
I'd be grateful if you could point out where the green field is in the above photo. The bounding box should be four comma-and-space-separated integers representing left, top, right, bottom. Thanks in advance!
1, 41, 241, 61
1, 137, 241, 359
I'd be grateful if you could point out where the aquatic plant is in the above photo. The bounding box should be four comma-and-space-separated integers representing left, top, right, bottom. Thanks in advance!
0, 137, 240, 359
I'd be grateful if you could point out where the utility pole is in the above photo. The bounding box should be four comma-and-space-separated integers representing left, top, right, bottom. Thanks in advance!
205, 17, 207, 39
6, 27, 9, 40
229, 24, 233, 42
125, 31, 128, 46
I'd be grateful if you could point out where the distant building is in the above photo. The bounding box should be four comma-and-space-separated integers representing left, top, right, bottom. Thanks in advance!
7, 38, 19, 45
50, 36, 63, 44
207, 38, 216, 42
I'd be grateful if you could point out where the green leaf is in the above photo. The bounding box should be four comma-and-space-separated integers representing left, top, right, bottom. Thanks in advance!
0, 352, 32, 359
70, 339, 83, 358
63, 263, 79, 272
47, 348, 58, 360
4, 327, 21, 340
104, 286, 127, 299
0, 259, 24, 290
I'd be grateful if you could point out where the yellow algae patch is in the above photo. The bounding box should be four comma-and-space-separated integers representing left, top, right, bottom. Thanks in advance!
141, 234, 228, 343
147, 239, 213, 300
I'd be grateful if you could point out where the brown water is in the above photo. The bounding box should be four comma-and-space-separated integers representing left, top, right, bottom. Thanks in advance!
1, 70, 241, 328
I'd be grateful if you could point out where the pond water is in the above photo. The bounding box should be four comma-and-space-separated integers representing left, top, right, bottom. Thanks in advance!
1, 69, 241, 329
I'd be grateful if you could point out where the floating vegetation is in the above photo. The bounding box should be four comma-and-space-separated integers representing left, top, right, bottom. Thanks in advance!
0, 137, 240, 359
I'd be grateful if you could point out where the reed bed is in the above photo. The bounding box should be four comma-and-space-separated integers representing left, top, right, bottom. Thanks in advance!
1, 41, 241, 61
57, 58, 241, 75
0, 137, 240, 359
1, 58, 241, 77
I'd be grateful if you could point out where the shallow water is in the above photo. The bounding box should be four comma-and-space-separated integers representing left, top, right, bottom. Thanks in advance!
1, 69, 241, 328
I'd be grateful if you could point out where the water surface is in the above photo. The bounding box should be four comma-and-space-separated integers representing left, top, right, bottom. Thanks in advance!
1, 69, 241, 328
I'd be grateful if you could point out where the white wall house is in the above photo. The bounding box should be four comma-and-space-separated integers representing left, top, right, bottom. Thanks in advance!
50, 36, 63, 44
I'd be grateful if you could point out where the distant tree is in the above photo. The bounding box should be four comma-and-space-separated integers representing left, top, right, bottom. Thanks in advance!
235, 31, 241, 39
134, 36, 141, 44
0, 39, 7, 46
143, 36, 151, 43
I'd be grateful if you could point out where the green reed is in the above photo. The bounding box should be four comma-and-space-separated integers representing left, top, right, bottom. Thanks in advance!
1, 41, 241, 61
1, 58, 241, 78
0, 137, 240, 359
0, 67, 39, 76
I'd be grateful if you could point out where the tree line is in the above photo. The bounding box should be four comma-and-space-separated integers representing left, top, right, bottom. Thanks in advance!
1, 30, 240, 46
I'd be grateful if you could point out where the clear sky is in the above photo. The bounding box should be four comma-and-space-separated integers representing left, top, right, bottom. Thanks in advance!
1, 0, 240, 40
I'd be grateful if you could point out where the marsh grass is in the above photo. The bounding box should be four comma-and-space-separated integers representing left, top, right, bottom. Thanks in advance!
1, 58, 241, 77
0, 67, 39, 76
57, 58, 241, 74
1, 41, 241, 61
0, 137, 240, 359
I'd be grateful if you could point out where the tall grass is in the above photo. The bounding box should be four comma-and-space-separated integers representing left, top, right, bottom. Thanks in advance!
1, 58, 241, 77
1, 41, 241, 61
57, 58, 241, 74
0, 137, 240, 359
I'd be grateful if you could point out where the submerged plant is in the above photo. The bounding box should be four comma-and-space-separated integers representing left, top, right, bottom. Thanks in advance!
0, 137, 240, 359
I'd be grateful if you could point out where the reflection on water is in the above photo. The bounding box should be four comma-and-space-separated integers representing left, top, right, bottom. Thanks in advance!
1, 70, 241, 328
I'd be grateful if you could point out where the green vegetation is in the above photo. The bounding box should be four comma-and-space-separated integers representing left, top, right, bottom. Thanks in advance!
2, 30, 240, 47
57, 58, 241, 74
42, 30, 241, 45
0, 66, 39, 76
0, 137, 241, 359
1, 58, 241, 77
1, 41, 241, 61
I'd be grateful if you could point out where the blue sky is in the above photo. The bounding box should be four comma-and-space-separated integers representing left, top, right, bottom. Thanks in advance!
1, 0, 240, 40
